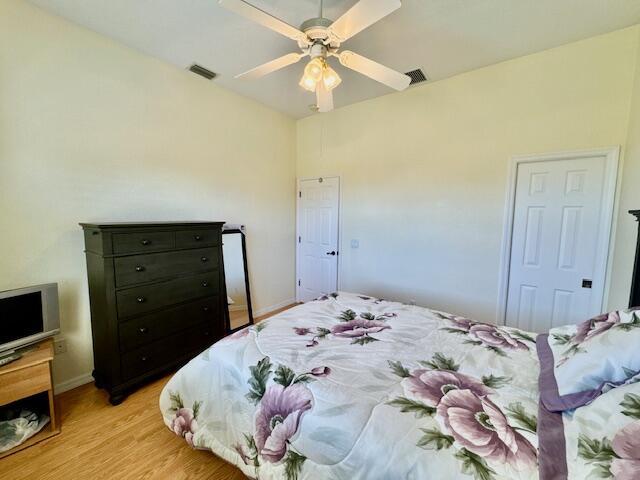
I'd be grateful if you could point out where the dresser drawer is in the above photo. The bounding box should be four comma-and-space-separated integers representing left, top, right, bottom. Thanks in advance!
121, 323, 214, 381
119, 297, 221, 352
112, 231, 174, 254
175, 229, 220, 249
114, 247, 218, 287
116, 271, 219, 318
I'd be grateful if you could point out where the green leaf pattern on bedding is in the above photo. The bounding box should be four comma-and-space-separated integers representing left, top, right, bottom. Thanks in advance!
293, 308, 397, 347
233, 357, 333, 480
387, 352, 538, 479
552, 311, 640, 366
161, 292, 543, 480
576, 393, 640, 479
436, 312, 536, 358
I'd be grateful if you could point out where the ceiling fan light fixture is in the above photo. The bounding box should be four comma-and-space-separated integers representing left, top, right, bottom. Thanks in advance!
305, 57, 324, 81
300, 57, 341, 94
323, 64, 341, 91
299, 57, 326, 92
299, 74, 318, 92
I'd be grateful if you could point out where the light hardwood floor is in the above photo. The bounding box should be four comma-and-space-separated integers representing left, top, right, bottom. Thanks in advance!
0, 306, 295, 480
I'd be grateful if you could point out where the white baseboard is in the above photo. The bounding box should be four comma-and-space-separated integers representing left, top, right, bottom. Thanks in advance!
54, 372, 94, 394
254, 298, 296, 318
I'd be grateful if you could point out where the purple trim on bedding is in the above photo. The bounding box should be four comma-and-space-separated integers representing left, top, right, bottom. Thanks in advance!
537, 399, 568, 480
537, 334, 599, 411
537, 334, 640, 412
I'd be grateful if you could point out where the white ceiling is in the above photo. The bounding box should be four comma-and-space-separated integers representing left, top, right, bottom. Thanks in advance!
28, 0, 640, 118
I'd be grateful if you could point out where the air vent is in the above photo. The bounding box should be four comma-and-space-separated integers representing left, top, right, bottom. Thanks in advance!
188, 64, 217, 80
405, 68, 428, 86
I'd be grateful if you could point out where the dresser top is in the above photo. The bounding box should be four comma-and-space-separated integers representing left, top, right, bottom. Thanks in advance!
80, 221, 225, 229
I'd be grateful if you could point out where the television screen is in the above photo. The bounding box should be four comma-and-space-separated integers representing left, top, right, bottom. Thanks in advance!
0, 292, 44, 345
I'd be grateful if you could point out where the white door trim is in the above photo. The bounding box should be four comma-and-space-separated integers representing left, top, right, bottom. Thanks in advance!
295, 176, 342, 303
496, 146, 620, 326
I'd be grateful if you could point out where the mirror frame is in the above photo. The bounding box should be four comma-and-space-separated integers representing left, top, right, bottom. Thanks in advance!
221, 226, 254, 333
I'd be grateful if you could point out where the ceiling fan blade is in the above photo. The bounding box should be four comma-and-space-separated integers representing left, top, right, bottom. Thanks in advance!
328, 0, 401, 42
316, 81, 334, 113
235, 53, 305, 79
337, 50, 410, 91
218, 0, 308, 43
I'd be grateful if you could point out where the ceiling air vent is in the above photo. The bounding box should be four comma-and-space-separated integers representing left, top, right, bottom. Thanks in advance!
405, 68, 428, 86
189, 64, 217, 80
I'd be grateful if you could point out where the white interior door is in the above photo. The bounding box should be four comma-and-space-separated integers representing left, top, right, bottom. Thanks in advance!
297, 177, 340, 302
505, 154, 614, 332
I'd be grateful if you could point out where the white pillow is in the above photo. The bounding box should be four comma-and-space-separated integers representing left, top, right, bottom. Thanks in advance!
537, 308, 640, 411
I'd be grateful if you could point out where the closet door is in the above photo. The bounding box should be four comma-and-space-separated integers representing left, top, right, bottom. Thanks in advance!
297, 177, 340, 302
505, 155, 609, 332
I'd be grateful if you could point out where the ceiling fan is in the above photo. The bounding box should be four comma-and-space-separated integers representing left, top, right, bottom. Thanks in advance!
218, 0, 411, 112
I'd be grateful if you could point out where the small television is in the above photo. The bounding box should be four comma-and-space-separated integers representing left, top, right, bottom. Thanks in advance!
0, 283, 60, 354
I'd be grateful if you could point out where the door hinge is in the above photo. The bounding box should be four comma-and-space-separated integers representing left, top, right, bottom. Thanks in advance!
298, 191, 302, 198
298, 236, 301, 243
298, 280, 301, 287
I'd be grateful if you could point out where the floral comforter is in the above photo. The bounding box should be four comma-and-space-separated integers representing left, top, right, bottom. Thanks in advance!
160, 292, 640, 479
160, 292, 544, 479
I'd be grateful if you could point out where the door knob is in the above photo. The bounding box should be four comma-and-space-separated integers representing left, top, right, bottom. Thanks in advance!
326, 251, 337, 256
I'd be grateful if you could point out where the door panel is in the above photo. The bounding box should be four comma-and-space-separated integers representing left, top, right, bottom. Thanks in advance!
297, 178, 339, 302
506, 156, 606, 332
523, 207, 544, 267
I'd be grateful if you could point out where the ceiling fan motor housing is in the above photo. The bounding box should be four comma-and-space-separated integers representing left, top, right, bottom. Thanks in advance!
300, 17, 337, 47
309, 42, 329, 59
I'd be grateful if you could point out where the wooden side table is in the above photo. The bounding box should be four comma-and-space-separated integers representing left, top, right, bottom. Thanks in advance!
0, 338, 60, 458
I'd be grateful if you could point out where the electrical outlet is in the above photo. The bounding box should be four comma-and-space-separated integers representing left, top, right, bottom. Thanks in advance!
54, 338, 67, 355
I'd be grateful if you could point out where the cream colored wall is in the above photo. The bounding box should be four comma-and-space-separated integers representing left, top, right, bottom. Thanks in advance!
0, 0, 296, 389
4, 0, 640, 391
297, 27, 640, 322
609, 27, 640, 311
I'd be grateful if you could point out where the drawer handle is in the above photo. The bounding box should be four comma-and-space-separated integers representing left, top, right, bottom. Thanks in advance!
141, 239, 151, 246
203, 306, 210, 312
136, 296, 146, 303
204, 331, 210, 337
138, 327, 148, 334
194, 235, 202, 241
141, 356, 148, 362
201, 256, 208, 262
135, 265, 145, 272
202, 281, 209, 288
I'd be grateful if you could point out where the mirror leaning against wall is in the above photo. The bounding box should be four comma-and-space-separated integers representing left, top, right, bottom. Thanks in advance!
222, 225, 254, 332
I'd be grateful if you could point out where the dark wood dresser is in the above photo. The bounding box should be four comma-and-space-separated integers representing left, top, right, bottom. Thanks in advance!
630, 210, 640, 308
80, 222, 226, 404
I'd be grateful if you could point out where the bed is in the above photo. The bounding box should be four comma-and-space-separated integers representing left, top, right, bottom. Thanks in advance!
159, 292, 640, 480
